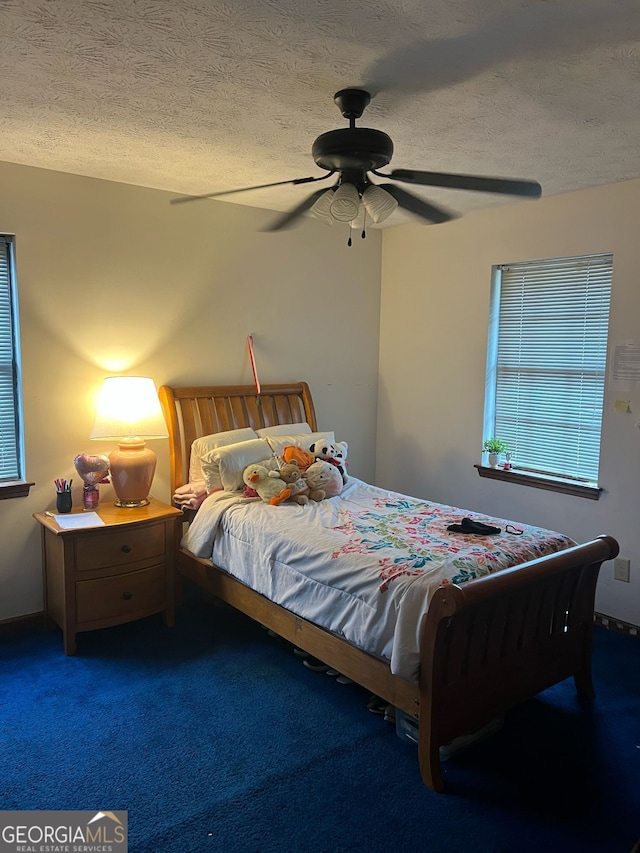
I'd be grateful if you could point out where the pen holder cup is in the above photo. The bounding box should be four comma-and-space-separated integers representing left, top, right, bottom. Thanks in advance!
56, 491, 73, 513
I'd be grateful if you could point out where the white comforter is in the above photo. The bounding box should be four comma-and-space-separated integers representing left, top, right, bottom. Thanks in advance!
181, 477, 574, 683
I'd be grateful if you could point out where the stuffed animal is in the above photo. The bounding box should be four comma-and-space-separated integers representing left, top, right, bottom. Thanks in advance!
242, 463, 291, 506
278, 461, 310, 505
332, 440, 348, 483
305, 460, 343, 501
308, 439, 334, 460
309, 439, 348, 483
283, 445, 315, 473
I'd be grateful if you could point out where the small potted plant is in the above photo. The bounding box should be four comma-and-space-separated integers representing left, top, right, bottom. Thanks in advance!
483, 437, 509, 468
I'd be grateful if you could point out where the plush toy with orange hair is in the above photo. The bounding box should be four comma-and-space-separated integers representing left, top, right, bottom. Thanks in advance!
282, 445, 315, 473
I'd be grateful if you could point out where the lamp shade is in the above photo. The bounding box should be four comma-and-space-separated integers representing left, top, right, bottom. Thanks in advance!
90, 376, 168, 440
350, 204, 366, 230
90, 377, 168, 507
310, 188, 336, 225
362, 185, 398, 224
329, 183, 361, 222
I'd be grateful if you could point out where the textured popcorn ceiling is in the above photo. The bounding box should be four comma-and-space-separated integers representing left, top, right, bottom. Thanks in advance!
1, 0, 639, 228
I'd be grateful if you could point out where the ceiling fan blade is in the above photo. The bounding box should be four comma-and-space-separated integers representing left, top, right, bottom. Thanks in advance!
170, 173, 334, 206
384, 169, 542, 198
379, 183, 455, 224
261, 187, 335, 232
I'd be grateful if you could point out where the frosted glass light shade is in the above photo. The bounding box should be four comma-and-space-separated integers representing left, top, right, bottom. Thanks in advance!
350, 204, 366, 230
362, 185, 398, 223
329, 183, 360, 222
90, 376, 168, 508
310, 189, 336, 225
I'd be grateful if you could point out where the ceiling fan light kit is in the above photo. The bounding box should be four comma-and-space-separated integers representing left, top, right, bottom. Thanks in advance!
309, 183, 398, 236
171, 87, 542, 237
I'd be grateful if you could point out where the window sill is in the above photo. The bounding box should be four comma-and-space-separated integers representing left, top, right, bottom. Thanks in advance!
0, 481, 35, 500
474, 465, 601, 500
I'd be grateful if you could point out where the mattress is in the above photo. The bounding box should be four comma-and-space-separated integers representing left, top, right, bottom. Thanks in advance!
181, 477, 575, 683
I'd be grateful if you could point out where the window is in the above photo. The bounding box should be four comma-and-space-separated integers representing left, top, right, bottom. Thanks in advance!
0, 235, 29, 497
482, 252, 613, 497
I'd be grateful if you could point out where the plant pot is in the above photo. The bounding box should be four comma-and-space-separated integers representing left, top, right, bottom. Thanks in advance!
488, 452, 499, 468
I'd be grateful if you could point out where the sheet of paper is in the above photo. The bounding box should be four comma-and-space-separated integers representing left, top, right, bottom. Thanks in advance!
52, 512, 105, 530
611, 340, 640, 391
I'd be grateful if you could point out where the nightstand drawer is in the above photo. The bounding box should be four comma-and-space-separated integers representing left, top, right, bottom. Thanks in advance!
75, 524, 166, 571
76, 565, 165, 623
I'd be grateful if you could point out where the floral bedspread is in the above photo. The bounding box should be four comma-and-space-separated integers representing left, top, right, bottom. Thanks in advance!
182, 477, 576, 681
330, 493, 575, 592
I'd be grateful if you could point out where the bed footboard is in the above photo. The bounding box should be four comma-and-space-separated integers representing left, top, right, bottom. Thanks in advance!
418, 534, 619, 792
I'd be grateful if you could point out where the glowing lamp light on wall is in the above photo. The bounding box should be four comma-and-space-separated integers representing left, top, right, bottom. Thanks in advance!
90, 376, 168, 508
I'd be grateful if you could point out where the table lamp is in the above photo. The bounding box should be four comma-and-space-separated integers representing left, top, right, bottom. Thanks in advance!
90, 376, 168, 507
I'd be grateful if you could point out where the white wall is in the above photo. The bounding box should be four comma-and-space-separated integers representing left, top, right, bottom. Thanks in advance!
378, 178, 640, 626
0, 161, 381, 620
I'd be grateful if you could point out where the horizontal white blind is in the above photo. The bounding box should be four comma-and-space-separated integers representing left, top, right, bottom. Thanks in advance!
0, 238, 20, 481
494, 253, 612, 484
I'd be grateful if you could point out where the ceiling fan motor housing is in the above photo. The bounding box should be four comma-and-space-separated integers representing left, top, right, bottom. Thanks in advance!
312, 128, 394, 174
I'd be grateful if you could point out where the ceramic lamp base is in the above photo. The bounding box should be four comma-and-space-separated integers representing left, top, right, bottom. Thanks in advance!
109, 439, 157, 508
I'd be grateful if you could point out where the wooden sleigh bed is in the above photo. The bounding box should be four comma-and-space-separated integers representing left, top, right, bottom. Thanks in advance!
159, 380, 619, 793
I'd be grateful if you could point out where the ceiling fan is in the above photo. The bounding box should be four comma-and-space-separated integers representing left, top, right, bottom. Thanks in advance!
170, 88, 542, 234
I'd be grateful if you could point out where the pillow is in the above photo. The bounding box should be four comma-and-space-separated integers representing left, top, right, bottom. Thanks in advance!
189, 427, 259, 483
265, 431, 335, 459
256, 422, 312, 437
200, 438, 277, 493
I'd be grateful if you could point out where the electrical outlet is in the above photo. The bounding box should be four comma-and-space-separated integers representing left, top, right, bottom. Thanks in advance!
614, 557, 630, 583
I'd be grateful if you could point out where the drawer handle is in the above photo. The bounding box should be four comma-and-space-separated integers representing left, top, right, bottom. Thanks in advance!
121, 545, 132, 554
122, 592, 133, 600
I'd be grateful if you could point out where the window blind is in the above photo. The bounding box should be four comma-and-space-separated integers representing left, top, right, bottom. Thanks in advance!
0, 237, 21, 481
491, 253, 612, 485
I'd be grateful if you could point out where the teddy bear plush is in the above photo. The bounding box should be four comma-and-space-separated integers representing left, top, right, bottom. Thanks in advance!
242, 463, 291, 506
332, 440, 348, 483
304, 460, 343, 501
278, 461, 310, 505
309, 439, 348, 484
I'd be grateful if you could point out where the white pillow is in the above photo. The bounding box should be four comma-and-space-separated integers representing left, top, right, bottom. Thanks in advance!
200, 438, 276, 493
256, 422, 312, 437
265, 431, 335, 458
189, 427, 258, 483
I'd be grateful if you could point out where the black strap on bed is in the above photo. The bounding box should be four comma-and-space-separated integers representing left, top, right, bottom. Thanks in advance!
446, 518, 501, 535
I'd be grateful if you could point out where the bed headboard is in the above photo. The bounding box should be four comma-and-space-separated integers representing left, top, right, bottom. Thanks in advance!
158, 382, 317, 493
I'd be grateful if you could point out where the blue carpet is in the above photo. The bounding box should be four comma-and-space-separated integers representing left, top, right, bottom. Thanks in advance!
1, 593, 639, 853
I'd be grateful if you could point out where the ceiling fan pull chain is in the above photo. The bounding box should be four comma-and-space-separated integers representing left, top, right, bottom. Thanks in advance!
362, 207, 367, 239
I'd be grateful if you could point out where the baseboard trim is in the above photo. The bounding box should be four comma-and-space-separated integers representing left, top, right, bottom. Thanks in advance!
0, 610, 45, 636
594, 612, 639, 637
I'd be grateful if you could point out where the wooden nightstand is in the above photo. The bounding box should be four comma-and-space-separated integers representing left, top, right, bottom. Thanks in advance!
34, 498, 183, 655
